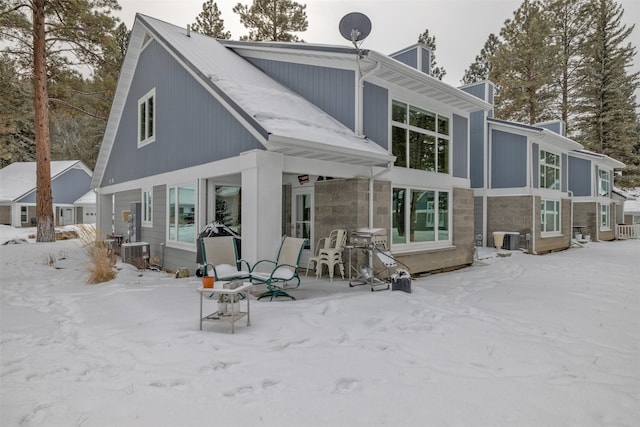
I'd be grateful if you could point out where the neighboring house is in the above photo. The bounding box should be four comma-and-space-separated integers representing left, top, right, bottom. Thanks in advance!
622, 188, 640, 225
91, 14, 491, 274
74, 190, 97, 225
568, 150, 625, 241
0, 161, 94, 227
461, 81, 585, 254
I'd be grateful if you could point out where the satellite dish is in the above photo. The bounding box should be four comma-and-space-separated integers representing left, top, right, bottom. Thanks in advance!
339, 12, 372, 46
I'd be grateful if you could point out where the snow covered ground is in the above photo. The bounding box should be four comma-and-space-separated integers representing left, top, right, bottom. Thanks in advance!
1, 225, 639, 427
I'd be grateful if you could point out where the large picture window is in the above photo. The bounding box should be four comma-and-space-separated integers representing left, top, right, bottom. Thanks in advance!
138, 88, 155, 147
598, 169, 610, 197
142, 188, 152, 227
392, 187, 450, 246
541, 199, 560, 234
391, 100, 449, 173
168, 184, 195, 245
539, 150, 560, 190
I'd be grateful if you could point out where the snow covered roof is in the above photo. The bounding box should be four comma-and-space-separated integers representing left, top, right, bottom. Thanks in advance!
92, 15, 397, 188
0, 161, 84, 203
74, 190, 96, 206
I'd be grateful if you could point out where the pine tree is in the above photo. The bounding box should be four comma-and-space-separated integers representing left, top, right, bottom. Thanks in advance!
461, 33, 500, 85
417, 29, 446, 80
491, 0, 559, 124
0, 55, 35, 168
574, 0, 640, 186
0, 0, 120, 242
192, 0, 231, 39
233, 0, 308, 42
544, 0, 590, 134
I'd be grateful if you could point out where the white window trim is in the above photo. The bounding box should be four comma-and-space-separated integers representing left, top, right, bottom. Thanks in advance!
600, 203, 610, 230
598, 169, 610, 197
539, 149, 561, 190
391, 186, 453, 252
166, 183, 197, 251
142, 188, 153, 228
390, 99, 451, 174
541, 199, 562, 237
137, 88, 156, 148
20, 205, 27, 223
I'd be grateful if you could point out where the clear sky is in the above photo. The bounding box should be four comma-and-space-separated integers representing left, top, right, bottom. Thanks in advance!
115, 0, 640, 88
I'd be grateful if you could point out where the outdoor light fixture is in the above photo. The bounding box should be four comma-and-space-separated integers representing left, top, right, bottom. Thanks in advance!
298, 175, 309, 185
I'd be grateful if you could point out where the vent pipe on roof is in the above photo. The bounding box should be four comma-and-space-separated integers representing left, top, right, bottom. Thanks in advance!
186, 24, 191, 37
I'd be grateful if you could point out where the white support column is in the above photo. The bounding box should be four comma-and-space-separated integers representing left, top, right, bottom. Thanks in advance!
240, 150, 284, 264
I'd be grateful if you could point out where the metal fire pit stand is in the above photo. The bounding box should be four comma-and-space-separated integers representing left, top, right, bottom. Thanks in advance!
346, 228, 390, 292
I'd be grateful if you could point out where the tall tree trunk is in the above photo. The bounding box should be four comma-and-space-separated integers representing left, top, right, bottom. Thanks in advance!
33, 0, 55, 242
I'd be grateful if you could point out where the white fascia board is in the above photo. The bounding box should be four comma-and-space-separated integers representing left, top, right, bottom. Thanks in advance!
266, 135, 394, 165
226, 46, 360, 72
571, 150, 626, 169
368, 51, 492, 113
98, 156, 244, 194
282, 156, 372, 178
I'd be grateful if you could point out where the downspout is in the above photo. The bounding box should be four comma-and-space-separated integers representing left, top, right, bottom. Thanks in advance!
568, 190, 573, 246
356, 61, 381, 136
531, 194, 537, 254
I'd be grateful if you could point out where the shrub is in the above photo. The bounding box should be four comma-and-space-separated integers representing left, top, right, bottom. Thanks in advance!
78, 225, 116, 284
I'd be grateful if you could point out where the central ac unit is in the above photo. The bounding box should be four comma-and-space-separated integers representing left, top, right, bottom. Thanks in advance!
122, 242, 150, 267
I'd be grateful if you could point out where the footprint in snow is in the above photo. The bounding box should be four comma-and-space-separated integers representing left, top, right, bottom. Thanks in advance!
334, 378, 359, 394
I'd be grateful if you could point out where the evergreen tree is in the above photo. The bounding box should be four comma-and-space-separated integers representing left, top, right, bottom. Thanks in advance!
0, 54, 35, 168
491, 0, 559, 124
192, 0, 231, 39
417, 29, 446, 80
544, 0, 590, 134
233, 0, 308, 42
461, 33, 500, 85
574, 0, 640, 186
0, 0, 120, 242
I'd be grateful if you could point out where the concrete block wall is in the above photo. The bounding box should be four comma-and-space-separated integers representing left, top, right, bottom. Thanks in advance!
572, 202, 596, 238
487, 195, 533, 247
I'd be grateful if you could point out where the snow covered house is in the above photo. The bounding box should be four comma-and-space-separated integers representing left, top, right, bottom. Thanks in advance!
568, 150, 625, 241
461, 81, 587, 254
91, 14, 491, 274
0, 160, 94, 227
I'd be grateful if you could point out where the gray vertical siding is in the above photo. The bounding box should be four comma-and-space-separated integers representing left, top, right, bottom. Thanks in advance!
363, 82, 389, 149
532, 143, 539, 189
568, 156, 591, 196
246, 57, 356, 130
537, 121, 565, 136
491, 129, 527, 188
390, 48, 418, 69
421, 47, 430, 75
452, 114, 468, 179
20, 168, 91, 204
139, 185, 167, 263
98, 193, 113, 238
469, 111, 485, 188
461, 82, 486, 101
101, 40, 262, 187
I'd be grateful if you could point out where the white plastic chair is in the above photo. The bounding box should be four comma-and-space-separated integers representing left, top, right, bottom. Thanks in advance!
316, 229, 347, 281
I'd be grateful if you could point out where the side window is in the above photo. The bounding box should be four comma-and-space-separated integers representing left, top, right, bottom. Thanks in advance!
168, 184, 196, 246
138, 88, 155, 147
142, 188, 152, 227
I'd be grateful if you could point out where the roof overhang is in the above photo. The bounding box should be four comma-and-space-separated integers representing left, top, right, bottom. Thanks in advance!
571, 149, 626, 169
267, 135, 395, 166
